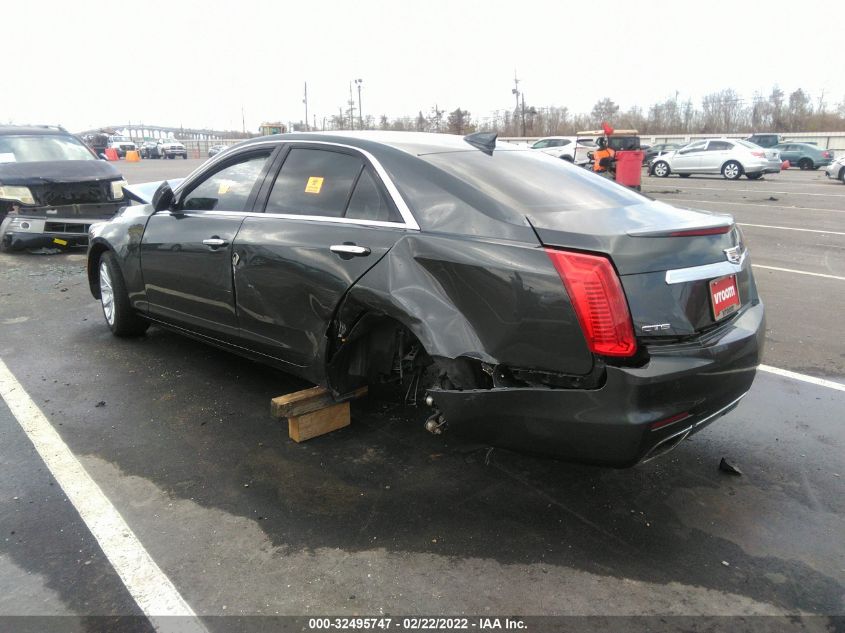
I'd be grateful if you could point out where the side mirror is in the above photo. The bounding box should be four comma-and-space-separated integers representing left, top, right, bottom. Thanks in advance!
152, 181, 175, 212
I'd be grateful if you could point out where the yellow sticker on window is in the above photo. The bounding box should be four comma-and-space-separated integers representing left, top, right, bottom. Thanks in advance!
304, 176, 324, 194
218, 181, 231, 195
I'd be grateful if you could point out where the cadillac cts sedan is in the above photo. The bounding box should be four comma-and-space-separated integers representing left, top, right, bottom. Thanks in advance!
87, 131, 764, 467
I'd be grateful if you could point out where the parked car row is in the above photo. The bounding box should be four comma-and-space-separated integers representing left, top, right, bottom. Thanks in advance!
825, 155, 845, 183
139, 138, 188, 159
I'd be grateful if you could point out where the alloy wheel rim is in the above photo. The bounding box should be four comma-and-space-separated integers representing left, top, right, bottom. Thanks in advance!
655, 163, 667, 176
99, 262, 115, 326
726, 164, 738, 178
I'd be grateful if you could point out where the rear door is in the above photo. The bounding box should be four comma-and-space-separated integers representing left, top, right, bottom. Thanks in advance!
140, 147, 276, 340
700, 140, 733, 172
232, 144, 413, 373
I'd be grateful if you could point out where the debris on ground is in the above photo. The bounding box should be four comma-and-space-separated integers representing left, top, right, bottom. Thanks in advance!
768, 196, 779, 201
95, 400, 106, 408
722, 560, 730, 567
27, 248, 62, 255
719, 457, 743, 476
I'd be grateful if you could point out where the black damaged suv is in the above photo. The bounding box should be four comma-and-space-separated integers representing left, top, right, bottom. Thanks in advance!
0, 125, 127, 251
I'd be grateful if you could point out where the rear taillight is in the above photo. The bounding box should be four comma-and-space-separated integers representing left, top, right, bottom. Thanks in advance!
545, 248, 637, 357
751, 151, 765, 158
822, 151, 831, 158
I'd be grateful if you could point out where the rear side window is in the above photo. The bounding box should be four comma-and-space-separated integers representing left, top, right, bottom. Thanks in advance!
265, 149, 362, 217
181, 152, 271, 212
707, 141, 732, 151
345, 169, 398, 222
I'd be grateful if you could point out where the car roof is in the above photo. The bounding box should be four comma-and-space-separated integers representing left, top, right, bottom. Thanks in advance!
236, 131, 529, 157
0, 125, 71, 136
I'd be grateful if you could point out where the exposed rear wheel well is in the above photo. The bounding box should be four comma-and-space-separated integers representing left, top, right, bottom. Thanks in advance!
326, 314, 492, 397
87, 243, 111, 299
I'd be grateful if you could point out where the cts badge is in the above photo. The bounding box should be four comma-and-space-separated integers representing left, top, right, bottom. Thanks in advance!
724, 243, 744, 264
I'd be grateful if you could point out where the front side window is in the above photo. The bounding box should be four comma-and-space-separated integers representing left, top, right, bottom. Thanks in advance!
532, 140, 550, 149
265, 148, 363, 217
180, 152, 270, 212
0, 135, 95, 163
681, 141, 706, 153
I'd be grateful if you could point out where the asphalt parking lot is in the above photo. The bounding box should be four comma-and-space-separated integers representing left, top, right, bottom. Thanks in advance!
0, 159, 842, 630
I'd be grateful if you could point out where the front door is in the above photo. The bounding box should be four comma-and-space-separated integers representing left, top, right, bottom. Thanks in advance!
140, 149, 275, 340
672, 141, 706, 172
232, 145, 411, 377
700, 140, 733, 172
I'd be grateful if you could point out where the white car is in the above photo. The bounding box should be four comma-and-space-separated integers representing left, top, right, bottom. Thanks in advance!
650, 138, 780, 180
157, 138, 187, 159
824, 156, 845, 183
530, 136, 596, 165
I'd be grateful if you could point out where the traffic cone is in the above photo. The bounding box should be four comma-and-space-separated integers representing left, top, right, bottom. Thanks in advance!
104, 148, 119, 161
782, 160, 790, 170
126, 150, 140, 162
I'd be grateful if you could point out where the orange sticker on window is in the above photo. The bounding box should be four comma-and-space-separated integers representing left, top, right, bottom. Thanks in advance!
304, 176, 324, 194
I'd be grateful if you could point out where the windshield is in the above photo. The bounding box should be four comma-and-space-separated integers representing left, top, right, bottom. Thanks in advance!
111, 136, 131, 142
417, 149, 645, 215
0, 134, 95, 163
735, 139, 759, 149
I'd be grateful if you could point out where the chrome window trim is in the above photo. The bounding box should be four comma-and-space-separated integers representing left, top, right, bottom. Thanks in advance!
199, 210, 416, 230
173, 139, 420, 231
664, 251, 747, 284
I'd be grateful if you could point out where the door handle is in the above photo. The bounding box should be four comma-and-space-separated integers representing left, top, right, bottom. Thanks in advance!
330, 244, 371, 256
202, 238, 228, 247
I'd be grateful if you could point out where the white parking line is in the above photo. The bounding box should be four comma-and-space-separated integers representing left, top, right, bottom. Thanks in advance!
662, 198, 845, 214
739, 223, 845, 236
759, 365, 845, 392
646, 186, 845, 198
752, 264, 845, 281
0, 358, 207, 633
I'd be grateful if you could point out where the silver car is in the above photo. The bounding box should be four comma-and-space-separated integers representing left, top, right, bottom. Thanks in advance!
825, 156, 845, 182
650, 138, 780, 180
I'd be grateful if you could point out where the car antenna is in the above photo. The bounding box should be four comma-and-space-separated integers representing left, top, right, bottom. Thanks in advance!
463, 131, 497, 155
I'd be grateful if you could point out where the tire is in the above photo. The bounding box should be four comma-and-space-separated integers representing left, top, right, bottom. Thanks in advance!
798, 158, 813, 170
182, 154, 187, 159
746, 173, 763, 180
838, 167, 845, 183
721, 161, 743, 180
98, 252, 149, 337
679, 173, 691, 178
652, 161, 670, 177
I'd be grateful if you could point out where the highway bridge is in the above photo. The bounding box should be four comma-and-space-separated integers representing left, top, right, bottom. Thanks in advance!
76, 123, 253, 141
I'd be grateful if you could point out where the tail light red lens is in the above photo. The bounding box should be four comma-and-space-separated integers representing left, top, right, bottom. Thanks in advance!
545, 248, 637, 357
823, 151, 831, 158
751, 151, 765, 158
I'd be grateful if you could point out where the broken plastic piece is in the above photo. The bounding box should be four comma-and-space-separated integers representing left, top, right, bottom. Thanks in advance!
718, 457, 742, 476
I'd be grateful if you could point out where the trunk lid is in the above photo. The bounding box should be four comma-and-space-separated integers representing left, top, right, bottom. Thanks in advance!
528, 200, 756, 339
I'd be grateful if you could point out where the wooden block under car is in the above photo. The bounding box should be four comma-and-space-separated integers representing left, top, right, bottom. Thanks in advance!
270, 385, 368, 442
288, 401, 350, 443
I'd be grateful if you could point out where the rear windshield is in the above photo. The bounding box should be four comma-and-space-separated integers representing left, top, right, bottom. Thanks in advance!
0, 135, 95, 163
417, 149, 645, 214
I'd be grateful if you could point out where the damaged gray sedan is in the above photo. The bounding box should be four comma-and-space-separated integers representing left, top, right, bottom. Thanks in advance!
86, 131, 765, 466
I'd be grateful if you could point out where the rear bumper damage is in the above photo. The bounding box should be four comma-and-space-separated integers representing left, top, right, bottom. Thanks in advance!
428, 301, 765, 467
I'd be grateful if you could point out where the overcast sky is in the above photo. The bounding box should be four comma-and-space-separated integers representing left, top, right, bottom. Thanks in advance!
7, 0, 842, 133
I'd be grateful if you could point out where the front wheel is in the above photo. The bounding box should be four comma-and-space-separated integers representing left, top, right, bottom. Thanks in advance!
98, 252, 149, 337
182, 154, 187, 159
722, 161, 743, 180
746, 173, 763, 180
652, 161, 670, 177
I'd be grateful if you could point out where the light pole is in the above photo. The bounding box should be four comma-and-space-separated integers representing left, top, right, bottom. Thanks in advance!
355, 78, 364, 129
